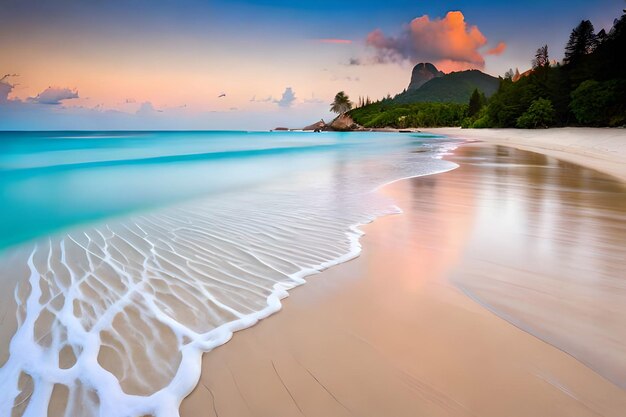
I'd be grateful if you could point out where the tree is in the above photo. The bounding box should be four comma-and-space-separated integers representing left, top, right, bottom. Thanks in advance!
532, 45, 549, 68
596, 28, 608, 45
468, 88, 486, 117
516, 98, 555, 128
330, 91, 353, 115
570, 79, 626, 126
504, 68, 514, 80
564, 20, 597, 64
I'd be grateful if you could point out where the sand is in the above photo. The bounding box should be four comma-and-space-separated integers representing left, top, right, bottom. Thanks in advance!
426, 127, 626, 181
180, 139, 626, 417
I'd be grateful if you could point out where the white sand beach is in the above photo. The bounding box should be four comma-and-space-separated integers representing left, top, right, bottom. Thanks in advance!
427, 127, 626, 180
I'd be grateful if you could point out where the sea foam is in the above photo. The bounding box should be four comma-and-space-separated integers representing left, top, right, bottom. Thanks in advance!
0, 137, 458, 417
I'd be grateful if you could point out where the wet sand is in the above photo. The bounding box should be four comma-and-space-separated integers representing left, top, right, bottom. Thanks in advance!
181, 143, 626, 417
426, 127, 626, 181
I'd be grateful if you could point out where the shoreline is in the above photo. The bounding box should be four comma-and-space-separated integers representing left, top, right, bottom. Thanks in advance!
180, 140, 626, 416
424, 127, 626, 181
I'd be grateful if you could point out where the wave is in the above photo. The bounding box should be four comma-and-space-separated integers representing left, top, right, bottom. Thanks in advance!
0, 138, 458, 417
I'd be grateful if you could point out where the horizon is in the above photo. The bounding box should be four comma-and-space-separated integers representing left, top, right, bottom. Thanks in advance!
1, 0, 624, 130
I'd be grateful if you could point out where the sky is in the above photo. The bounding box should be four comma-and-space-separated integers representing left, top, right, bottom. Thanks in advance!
1, 0, 624, 130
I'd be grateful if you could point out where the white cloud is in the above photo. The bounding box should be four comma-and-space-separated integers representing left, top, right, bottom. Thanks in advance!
30, 87, 79, 105
275, 87, 296, 108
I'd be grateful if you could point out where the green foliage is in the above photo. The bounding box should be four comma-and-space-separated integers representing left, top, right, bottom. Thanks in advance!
330, 91, 352, 115
570, 79, 626, 126
468, 88, 487, 117
483, 9, 626, 128
393, 70, 499, 104
468, 107, 491, 128
516, 98, 555, 128
348, 102, 467, 128
471, 114, 491, 129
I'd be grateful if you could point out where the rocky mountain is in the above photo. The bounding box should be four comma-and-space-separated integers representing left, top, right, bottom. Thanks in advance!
407, 63, 444, 91
395, 65, 500, 104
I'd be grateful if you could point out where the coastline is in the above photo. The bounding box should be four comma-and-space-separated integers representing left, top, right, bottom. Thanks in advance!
425, 127, 626, 181
180, 141, 626, 417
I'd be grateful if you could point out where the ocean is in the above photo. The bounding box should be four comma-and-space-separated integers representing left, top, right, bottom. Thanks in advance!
0, 130, 458, 417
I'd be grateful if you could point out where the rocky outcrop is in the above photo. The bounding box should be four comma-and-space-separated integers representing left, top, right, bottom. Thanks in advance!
303, 120, 326, 131
328, 114, 359, 131
407, 63, 444, 91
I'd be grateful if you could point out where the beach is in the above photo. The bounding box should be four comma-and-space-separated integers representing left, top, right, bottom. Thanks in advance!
181, 131, 626, 417
426, 127, 626, 181
1, 129, 625, 416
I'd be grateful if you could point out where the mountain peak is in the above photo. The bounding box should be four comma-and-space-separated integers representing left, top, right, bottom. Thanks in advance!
407, 63, 444, 91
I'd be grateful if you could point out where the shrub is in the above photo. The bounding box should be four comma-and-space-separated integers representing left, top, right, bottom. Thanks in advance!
570, 79, 626, 126
471, 114, 491, 128
516, 98, 555, 128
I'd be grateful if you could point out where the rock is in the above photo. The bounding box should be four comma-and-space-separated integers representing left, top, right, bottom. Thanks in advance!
303, 120, 326, 131
407, 63, 444, 91
273, 127, 289, 131
328, 114, 359, 131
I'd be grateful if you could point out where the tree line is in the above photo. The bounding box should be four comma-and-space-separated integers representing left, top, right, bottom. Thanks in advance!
465, 9, 626, 128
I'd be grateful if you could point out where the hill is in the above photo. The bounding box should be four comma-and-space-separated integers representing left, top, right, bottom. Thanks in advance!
394, 68, 500, 104
344, 63, 499, 129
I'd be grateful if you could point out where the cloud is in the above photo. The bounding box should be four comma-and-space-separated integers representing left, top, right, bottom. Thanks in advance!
364, 11, 490, 71
30, 87, 79, 105
136, 101, 156, 115
0, 74, 18, 103
317, 38, 352, 44
250, 95, 273, 103
486, 41, 507, 56
275, 87, 296, 108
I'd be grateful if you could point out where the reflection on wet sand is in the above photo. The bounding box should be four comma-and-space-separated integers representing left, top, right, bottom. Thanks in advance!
435, 145, 626, 387
181, 143, 626, 417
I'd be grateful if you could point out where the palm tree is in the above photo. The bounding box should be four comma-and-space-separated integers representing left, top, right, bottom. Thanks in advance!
330, 91, 353, 115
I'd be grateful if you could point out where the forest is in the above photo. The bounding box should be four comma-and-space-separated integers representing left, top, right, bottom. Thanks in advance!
467, 9, 625, 128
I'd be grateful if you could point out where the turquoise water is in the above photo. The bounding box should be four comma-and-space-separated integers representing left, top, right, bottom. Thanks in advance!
0, 130, 458, 417
0, 130, 448, 251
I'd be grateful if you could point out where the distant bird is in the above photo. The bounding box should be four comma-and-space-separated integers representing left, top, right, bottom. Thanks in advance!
218, 93, 226, 98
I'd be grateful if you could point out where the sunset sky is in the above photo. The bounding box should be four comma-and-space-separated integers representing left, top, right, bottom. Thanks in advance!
1, 0, 624, 129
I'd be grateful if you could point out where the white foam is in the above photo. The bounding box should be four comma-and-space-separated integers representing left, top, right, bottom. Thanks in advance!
0, 143, 457, 417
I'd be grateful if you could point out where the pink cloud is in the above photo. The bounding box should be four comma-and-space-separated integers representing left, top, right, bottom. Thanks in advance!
317, 38, 352, 44
486, 41, 507, 56
365, 11, 491, 71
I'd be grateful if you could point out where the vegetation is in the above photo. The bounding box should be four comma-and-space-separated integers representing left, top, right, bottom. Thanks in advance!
570, 79, 626, 125
480, 9, 626, 128
392, 70, 499, 104
349, 101, 467, 128
468, 88, 487, 117
330, 91, 353, 115
515, 98, 555, 128
532, 45, 550, 68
